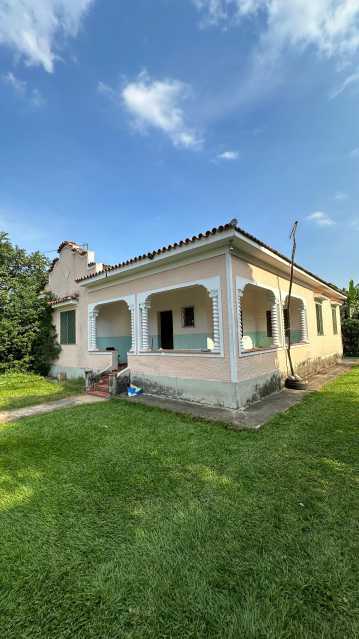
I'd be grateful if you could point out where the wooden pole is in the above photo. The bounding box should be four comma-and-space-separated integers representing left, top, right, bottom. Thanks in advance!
286, 221, 298, 378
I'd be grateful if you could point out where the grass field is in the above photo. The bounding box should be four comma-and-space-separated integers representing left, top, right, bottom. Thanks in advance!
0, 367, 358, 638
0, 372, 84, 411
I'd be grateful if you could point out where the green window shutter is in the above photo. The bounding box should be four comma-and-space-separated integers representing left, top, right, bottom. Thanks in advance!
60, 312, 68, 344
67, 310, 76, 344
316, 303, 324, 336
60, 310, 76, 345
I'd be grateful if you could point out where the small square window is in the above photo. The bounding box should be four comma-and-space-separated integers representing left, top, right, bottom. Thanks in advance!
182, 306, 195, 328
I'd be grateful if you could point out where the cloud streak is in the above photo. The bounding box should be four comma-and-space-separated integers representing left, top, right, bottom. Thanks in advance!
217, 150, 239, 160
330, 71, 359, 99
0, 0, 94, 73
306, 211, 336, 226
1, 71, 46, 108
193, 1, 359, 62
121, 72, 202, 149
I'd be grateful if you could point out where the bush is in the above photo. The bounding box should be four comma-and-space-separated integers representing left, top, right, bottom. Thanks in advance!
342, 319, 359, 356
0, 232, 60, 376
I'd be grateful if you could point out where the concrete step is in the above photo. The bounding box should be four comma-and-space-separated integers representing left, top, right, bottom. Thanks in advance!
87, 390, 111, 398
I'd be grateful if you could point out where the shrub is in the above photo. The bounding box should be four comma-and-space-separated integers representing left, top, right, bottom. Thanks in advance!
342, 319, 359, 356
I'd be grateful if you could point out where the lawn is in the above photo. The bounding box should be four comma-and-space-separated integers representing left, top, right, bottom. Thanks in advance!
0, 372, 84, 411
0, 368, 358, 639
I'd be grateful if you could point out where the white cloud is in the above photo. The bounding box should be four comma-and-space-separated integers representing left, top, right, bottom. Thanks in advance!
121, 72, 202, 149
2, 71, 45, 108
0, 0, 94, 73
306, 211, 336, 226
334, 190, 348, 200
349, 147, 359, 158
217, 150, 239, 160
330, 71, 359, 98
2, 71, 26, 95
193, 1, 359, 61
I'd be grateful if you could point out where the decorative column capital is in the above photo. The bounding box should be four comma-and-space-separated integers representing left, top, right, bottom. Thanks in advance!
208, 288, 219, 300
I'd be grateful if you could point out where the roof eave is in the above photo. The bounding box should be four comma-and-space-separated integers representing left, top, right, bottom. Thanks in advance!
78, 227, 344, 300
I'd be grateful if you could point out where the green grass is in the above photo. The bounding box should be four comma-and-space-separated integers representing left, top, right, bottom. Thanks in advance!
0, 368, 358, 638
0, 372, 85, 411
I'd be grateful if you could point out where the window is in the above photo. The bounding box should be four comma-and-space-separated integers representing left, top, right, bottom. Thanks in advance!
315, 302, 324, 336
266, 310, 272, 338
60, 310, 76, 344
182, 306, 195, 328
332, 305, 338, 335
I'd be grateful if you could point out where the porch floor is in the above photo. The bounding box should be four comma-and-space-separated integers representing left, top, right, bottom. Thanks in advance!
117, 361, 356, 431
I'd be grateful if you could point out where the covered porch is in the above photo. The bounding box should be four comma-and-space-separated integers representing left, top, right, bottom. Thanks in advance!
139, 284, 221, 354
88, 296, 135, 367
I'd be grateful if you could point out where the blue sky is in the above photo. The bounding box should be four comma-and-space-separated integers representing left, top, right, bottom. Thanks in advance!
0, 0, 358, 287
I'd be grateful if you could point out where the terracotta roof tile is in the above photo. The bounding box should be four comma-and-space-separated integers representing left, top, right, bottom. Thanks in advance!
74, 221, 343, 295
50, 293, 79, 306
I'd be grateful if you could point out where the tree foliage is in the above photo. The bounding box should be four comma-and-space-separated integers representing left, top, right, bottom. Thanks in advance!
342, 279, 359, 319
342, 319, 359, 356
0, 232, 60, 375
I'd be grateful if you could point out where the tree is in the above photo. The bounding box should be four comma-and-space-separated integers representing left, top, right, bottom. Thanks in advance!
0, 232, 60, 374
346, 279, 359, 319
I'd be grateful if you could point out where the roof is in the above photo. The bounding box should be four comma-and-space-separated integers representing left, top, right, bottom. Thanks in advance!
74, 220, 343, 296
50, 293, 79, 306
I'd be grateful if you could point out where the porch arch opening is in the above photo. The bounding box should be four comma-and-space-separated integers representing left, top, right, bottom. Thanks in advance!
141, 284, 220, 353
283, 295, 308, 344
95, 299, 132, 365
240, 283, 279, 352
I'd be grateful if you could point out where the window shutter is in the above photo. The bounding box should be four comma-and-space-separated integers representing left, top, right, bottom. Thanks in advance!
316, 303, 324, 336
266, 310, 272, 337
68, 310, 76, 344
60, 312, 68, 344
60, 310, 76, 344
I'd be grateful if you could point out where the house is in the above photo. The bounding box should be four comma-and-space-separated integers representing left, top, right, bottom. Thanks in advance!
47, 221, 345, 408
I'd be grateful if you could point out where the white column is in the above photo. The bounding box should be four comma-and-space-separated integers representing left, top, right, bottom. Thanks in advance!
236, 288, 245, 354
140, 301, 151, 352
271, 300, 281, 347
209, 289, 221, 353
129, 304, 136, 353
88, 306, 99, 351
300, 304, 308, 342
280, 304, 286, 346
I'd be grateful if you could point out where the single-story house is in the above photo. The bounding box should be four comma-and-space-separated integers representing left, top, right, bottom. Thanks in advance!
47, 220, 345, 408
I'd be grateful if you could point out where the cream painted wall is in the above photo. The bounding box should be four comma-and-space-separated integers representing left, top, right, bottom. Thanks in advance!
47, 247, 97, 298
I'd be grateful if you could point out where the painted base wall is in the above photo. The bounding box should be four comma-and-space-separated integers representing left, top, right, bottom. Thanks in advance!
150, 334, 210, 350
96, 336, 132, 363
131, 352, 341, 409
244, 330, 302, 349
50, 365, 87, 379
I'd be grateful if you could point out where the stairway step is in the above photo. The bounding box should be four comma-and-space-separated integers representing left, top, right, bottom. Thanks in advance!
87, 390, 111, 398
